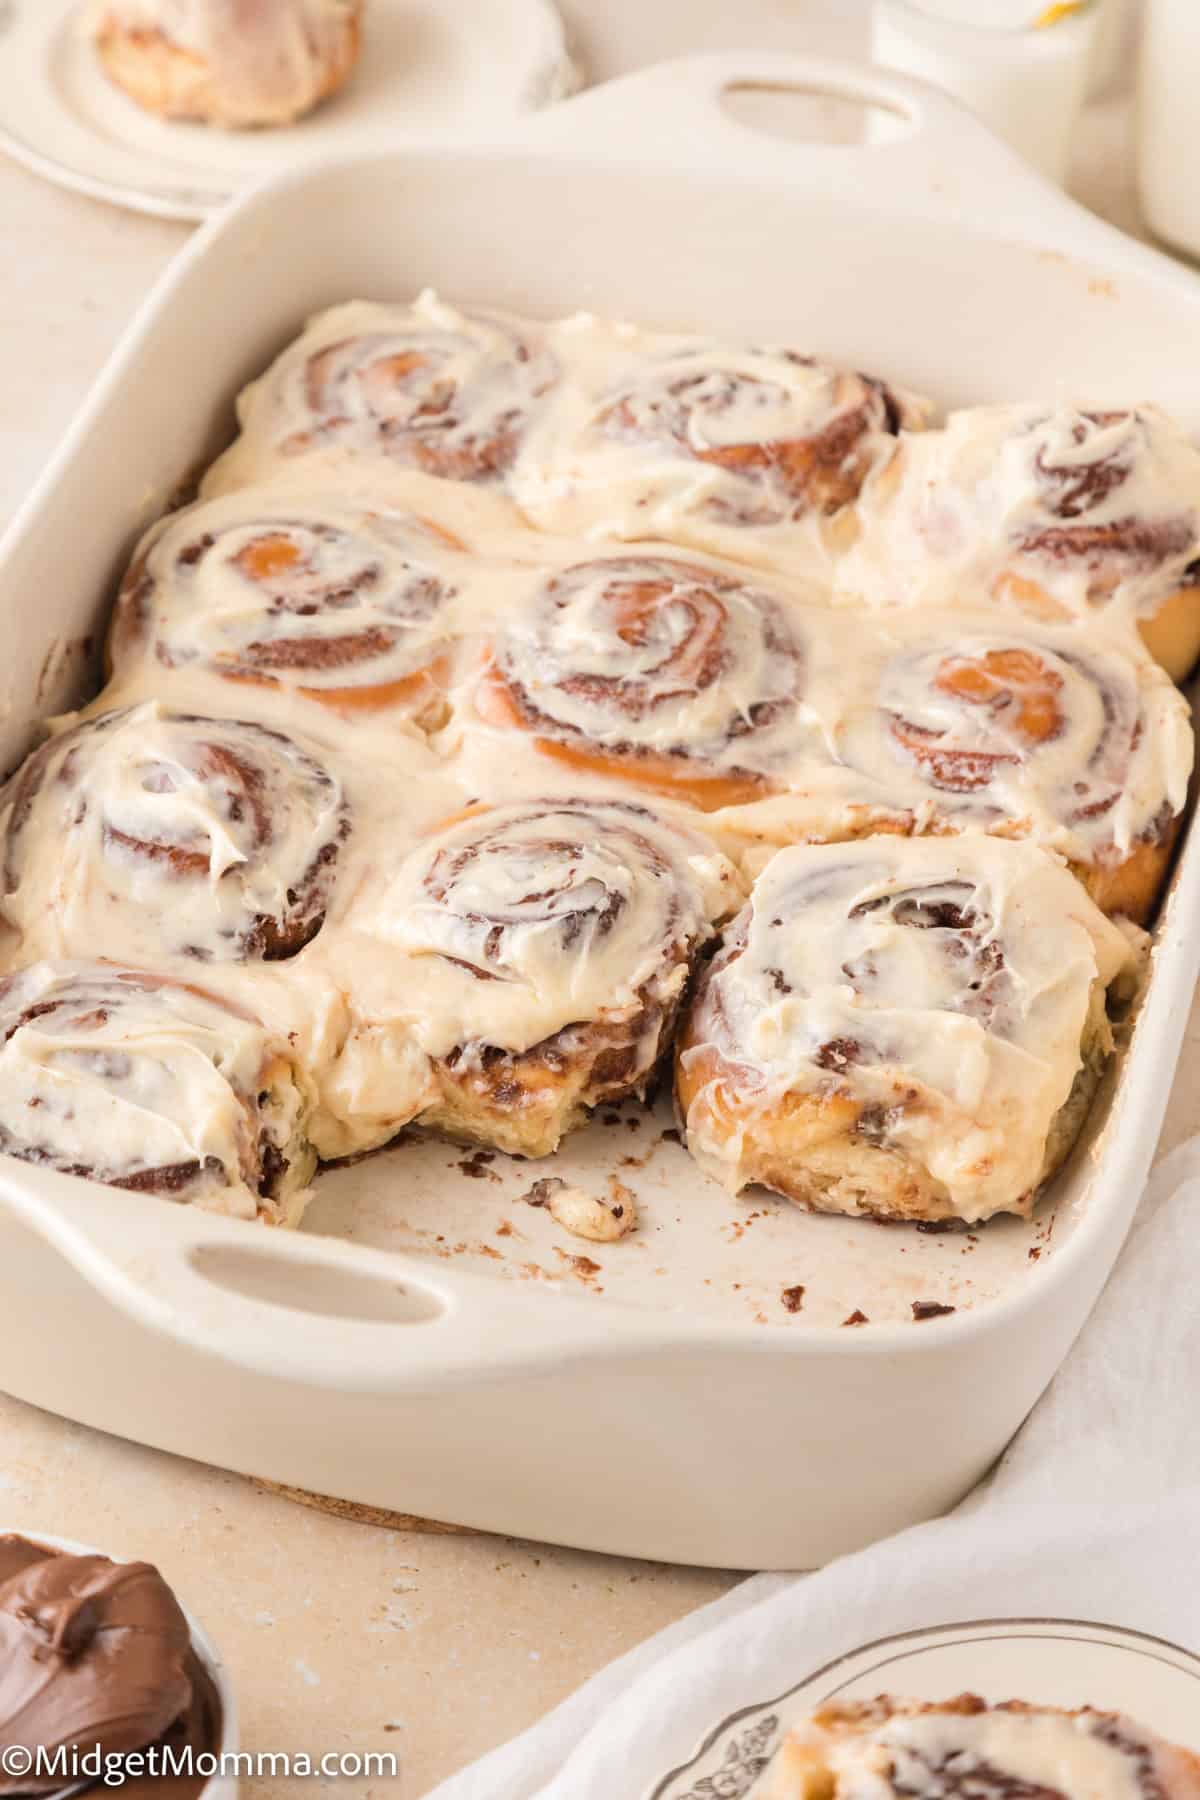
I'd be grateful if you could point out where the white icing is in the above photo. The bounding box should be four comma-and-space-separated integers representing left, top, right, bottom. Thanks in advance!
0, 703, 347, 965
202, 294, 557, 494
841, 401, 1200, 628
679, 836, 1133, 1222
112, 483, 473, 714
344, 796, 743, 1063
510, 313, 930, 574
461, 550, 812, 786
0, 962, 310, 1219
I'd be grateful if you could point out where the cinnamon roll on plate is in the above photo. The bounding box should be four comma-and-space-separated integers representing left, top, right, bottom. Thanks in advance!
203, 293, 558, 496
0, 962, 315, 1223
676, 835, 1134, 1225
0, 705, 349, 966
841, 403, 1200, 681
766, 1696, 1200, 1800
85, 0, 364, 130
718, 610, 1193, 924
332, 797, 743, 1158
457, 549, 817, 812
108, 484, 470, 731
511, 314, 928, 573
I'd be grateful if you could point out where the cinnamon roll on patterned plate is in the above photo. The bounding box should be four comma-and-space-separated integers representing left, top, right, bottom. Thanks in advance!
751, 611, 1191, 924
461, 550, 813, 811
345, 797, 743, 1157
203, 292, 558, 495
765, 1696, 1200, 1800
512, 315, 929, 572
841, 403, 1200, 681
0, 963, 315, 1223
108, 485, 467, 729
86, 0, 363, 129
0, 705, 348, 965
676, 836, 1134, 1224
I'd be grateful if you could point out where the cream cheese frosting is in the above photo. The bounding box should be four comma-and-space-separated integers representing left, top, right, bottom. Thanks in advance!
767, 1698, 1200, 1800
0, 704, 349, 965
839, 402, 1200, 629
329, 794, 743, 1064
86, 0, 362, 128
0, 962, 314, 1221
510, 311, 930, 574
678, 836, 1134, 1222
202, 293, 559, 495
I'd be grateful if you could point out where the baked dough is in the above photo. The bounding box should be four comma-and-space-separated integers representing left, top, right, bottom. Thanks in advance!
676, 835, 1135, 1224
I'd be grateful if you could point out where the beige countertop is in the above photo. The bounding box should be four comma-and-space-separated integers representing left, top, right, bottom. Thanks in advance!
0, 3, 1195, 1795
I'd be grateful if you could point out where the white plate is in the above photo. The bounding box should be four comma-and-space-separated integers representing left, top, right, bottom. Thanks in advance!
0, 0, 579, 220
651, 1619, 1200, 1799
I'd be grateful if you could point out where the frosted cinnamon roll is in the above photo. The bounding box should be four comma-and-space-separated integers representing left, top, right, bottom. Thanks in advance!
85, 0, 363, 129
676, 836, 1134, 1224
0, 963, 315, 1223
513, 316, 928, 570
823, 615, 1192, 923
203, 293, 558, 495
0, 705, 348, 966
464, 552, 810, 810
109, 486, 465, 729
842, 403, 1200, 680
766, 1696, 1200, 1800
348, 797, 743, 1157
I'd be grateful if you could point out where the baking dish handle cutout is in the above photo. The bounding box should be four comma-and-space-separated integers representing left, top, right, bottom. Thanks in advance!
0, 1161, 652, 1389
502, 49, 1146, 261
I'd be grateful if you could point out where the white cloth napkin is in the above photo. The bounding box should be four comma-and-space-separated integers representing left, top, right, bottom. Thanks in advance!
430, 1135, 1200, 1799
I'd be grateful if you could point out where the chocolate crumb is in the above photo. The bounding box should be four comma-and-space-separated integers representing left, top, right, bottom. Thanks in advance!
912, 1300, 957, 1321
780, 1285, 805, 1313
523, 1176, 566, 1208
660, 1127, 682, 1145
602, 1112, 622, 1126
457, 1150, 501, 1182
842, 1309, 869, 1327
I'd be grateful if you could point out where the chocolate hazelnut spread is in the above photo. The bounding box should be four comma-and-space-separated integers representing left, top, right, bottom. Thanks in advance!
0, 1536, 220, 1799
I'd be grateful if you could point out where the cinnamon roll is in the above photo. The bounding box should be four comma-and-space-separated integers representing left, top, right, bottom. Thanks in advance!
0, 962, 315, 1223
801, 612, 1192, 923
0, 705, 348, 965
676, 835, 1134, 1224
86, 0, 363, 129
463, 551, 810, 810
513, 316, 928, 571
109, 486, 466, 728
203, 293, 558, 494
766, 1696, 1200, 1800
344, 797, 743, 1157
841, 403, 1200, 680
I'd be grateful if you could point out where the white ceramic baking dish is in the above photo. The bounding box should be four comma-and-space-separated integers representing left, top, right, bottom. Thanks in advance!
2, 53, 1199, 1572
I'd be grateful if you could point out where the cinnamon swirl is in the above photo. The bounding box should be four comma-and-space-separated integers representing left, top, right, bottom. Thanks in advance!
109, 486, 467, 728
342, 797, 743, 1157
203, 293, 558, 494
841, 403, 1200, 680
513, 315, 928, 570
0, 705, 348, 965
86, 0, 363, 129
786, 612, 1192, 924
766, 1696, 1200, 1800
0, 962, 315, 1223
676, 836, 1134, 1224
462, 551, 810, 810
